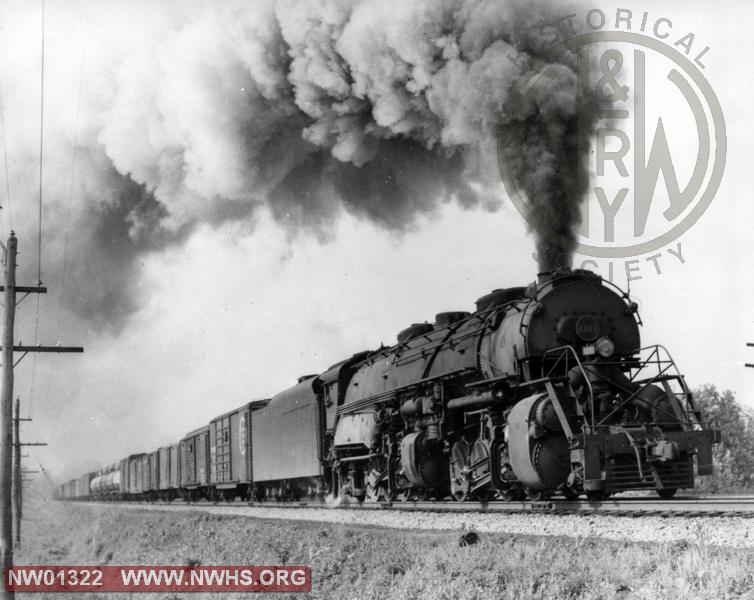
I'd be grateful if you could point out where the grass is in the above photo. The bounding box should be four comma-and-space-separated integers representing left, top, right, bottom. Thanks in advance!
15, 497, 754, 600
339, 530, 753, 600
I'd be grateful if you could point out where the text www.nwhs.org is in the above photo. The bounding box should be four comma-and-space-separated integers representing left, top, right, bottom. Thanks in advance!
5, 565, 311, 592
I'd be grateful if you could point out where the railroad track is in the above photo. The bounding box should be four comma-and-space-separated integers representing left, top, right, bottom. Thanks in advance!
388, 496, 754, 517
74, 495, 754, 518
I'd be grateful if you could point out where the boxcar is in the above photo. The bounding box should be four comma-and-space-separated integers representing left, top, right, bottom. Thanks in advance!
146, 450, 159, 500
251, 376, 324, 499
118, 458, 129, 498
208, 399, 268, 501
126, 453, 146, 496
158, 446, 170, 490
157, 443, 180, 500
139, 455, 149, 496
169, 442, 180, 489
62, 479, 75, 500
180, 425, 210, 500
78, 473, 93, 500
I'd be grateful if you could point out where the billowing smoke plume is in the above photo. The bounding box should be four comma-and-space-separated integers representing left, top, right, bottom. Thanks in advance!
498, 54, 593, 271
3, 0, 595, 325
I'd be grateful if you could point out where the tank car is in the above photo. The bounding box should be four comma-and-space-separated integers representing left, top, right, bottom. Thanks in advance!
90, 466, 121, 500
330, 268, 719, 501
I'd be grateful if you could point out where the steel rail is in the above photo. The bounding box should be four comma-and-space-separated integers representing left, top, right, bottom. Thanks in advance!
70, 495, 754, 518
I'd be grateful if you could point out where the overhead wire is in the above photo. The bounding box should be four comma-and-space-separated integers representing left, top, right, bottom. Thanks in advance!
36, 460, 55, 490
0, 0, 12, 237
28, 0, 46, 419
36, 0, 45, 286
0, 77, 12, 235
56, 5, 88, 344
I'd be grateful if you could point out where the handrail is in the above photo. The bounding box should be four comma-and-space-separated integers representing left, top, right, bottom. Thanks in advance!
599, 277, 644, 326
542, 345, 595, 427
630, 344, 690, 395
540, 344, 697, 430
597, 345, 694, 428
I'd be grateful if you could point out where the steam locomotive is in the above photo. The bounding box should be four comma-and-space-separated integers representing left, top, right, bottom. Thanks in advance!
58, 269, 719, 504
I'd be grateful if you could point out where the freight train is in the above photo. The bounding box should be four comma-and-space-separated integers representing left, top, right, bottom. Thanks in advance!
57, 269, 720, 504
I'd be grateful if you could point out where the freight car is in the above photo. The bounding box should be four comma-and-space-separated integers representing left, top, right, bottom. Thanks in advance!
157, 444, 180, 501
208, 399, 268, 502
180, 426, 210, 501
90, 465, 120, 500
58, 269, 720, 504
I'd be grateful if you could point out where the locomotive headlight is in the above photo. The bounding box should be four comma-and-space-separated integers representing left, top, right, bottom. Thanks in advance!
596, 336, 615, 358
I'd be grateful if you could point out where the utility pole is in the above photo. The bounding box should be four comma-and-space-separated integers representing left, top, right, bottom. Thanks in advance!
12, 400, 20, 545
0, 233, 83, 597
1, 234, 16, 596
12, 399, 35, 547
11, 441, 45, 548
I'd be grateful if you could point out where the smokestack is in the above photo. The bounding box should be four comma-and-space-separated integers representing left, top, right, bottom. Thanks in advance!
537, 254, 573, 283
537, 251, 573, 280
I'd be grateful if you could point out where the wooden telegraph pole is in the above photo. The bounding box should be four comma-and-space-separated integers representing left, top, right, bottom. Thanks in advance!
0, 234, 16, 595
0, 233, 83, 598
11, 400, 19, 548
13, 399, 39, 547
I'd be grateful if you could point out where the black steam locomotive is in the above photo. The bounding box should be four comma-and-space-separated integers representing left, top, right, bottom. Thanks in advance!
59, 269, 719, 503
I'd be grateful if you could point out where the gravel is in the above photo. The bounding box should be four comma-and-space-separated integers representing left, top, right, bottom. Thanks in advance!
94, 501, 754, 549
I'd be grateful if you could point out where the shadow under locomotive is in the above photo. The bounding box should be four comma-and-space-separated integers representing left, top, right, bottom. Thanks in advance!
62, 269, 720, 505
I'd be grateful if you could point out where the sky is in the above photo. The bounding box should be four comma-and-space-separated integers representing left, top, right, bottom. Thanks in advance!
0, 0, 750, 481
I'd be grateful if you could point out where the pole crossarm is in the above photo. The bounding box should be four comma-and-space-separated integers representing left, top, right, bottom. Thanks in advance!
13, 443, 46, 447
6, 346, 84, 368
0, 287, 46, 294
6, 346, 82, 352
0, 285, 47, 309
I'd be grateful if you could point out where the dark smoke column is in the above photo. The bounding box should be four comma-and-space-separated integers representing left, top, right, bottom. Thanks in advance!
498, 52, 596, 272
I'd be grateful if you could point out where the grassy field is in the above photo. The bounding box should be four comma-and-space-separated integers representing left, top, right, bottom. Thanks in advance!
14, 495, 754, 600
